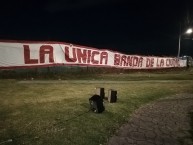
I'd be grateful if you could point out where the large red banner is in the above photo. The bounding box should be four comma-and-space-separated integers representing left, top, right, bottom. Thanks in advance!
0, 40, 187, 69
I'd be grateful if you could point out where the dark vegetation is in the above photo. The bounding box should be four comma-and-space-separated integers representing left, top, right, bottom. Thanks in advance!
0, 66, 192, 80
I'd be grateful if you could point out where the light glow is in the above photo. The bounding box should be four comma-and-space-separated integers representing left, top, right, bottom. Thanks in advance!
186, 28, 193, 34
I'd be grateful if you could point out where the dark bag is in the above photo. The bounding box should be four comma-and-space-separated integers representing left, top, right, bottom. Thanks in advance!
89, 95, 105, 113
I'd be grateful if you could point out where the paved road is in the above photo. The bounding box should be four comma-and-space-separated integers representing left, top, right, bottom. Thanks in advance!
107, 94, 193, 145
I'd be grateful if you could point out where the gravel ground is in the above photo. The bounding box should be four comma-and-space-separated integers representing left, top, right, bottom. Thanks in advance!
107, 93, 193, 145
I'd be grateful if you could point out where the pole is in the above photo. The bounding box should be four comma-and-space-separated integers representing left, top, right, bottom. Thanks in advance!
177, 23, 181, 58
177, 33, 181, 57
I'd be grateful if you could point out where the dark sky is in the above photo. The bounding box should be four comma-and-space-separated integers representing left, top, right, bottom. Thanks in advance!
0, 0, 193, 57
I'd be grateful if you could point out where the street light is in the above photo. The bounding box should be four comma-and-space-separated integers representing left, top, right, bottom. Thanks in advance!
186, 28, 193, 34
178, 27, 193, 57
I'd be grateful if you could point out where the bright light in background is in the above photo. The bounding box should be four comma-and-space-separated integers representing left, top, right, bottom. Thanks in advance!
186, 28, 193, 34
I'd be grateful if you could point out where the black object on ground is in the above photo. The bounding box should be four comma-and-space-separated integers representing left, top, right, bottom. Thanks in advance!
95, 87, 105, 99
89, 94, 105, 113
108, 89, 117, 103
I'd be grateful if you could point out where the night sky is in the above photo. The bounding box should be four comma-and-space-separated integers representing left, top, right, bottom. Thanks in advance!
0, 0, 193, 57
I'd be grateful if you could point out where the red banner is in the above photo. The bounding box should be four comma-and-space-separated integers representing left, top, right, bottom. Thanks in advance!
0, 40, 187, 69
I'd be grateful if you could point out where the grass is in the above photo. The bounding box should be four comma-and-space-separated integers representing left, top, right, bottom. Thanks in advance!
0, 71, 193, 145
